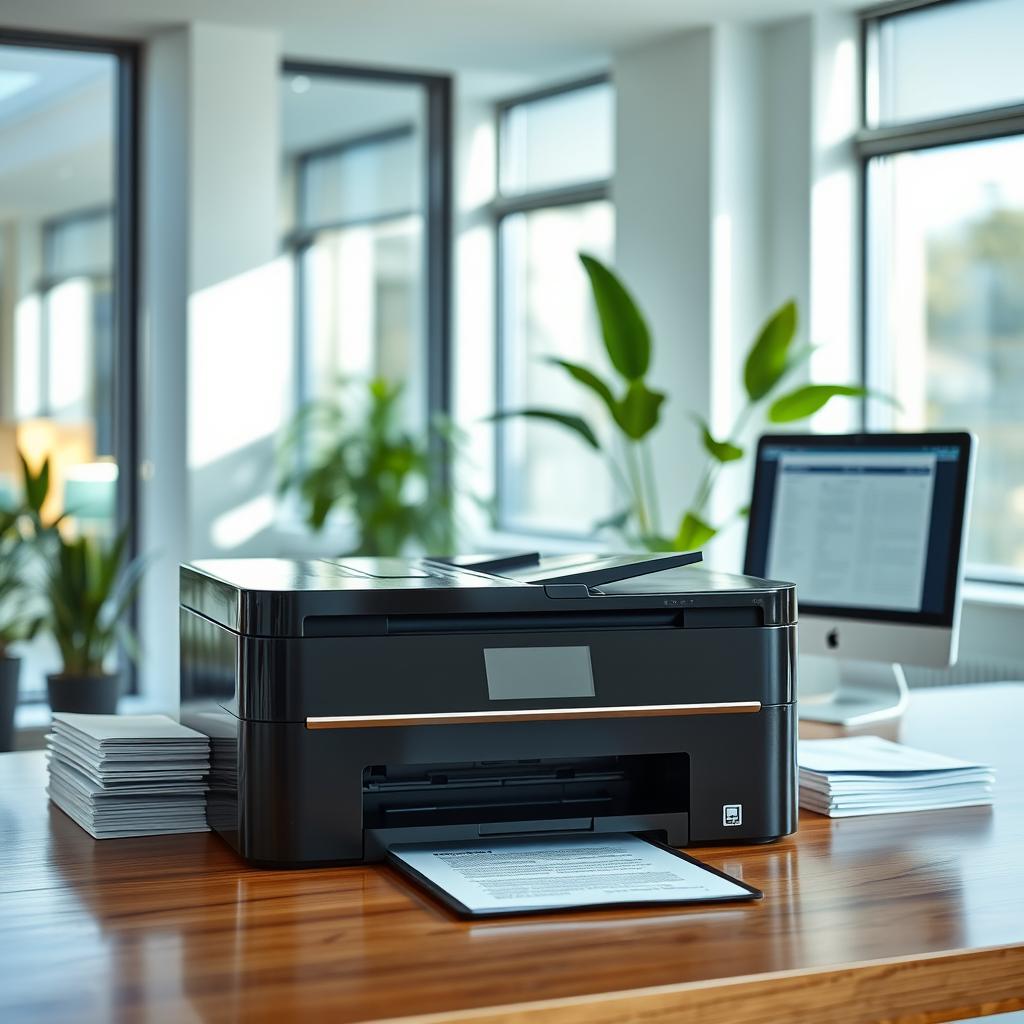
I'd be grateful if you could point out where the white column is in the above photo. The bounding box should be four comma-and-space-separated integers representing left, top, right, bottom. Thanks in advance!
808, 11, 861, 430
451, 87, 498, 538
759, 17, 813, 332
613, 31, 714, 545
185, 23, 287, 562
139, 23, 283, 713
138, 27, 190, 713
757, 11, 861, 436
708, 23, 765, 546
614, 27, 767, 565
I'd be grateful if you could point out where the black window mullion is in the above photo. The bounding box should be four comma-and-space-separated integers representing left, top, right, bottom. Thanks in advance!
0, 29, 142, 700
282, 60, 453, 434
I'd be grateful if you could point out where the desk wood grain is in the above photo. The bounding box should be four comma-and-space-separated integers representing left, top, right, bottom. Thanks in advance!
1, 685, 1023, 1024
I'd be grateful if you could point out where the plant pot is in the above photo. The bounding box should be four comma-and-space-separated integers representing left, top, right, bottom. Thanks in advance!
0, 657, 20, 752
46, 673, 121, 715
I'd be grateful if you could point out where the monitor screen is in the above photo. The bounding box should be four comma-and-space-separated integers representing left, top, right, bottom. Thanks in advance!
744, 433, 972, 626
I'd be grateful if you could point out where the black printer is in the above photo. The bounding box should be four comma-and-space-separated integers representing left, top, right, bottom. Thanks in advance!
179, 551, 797, 867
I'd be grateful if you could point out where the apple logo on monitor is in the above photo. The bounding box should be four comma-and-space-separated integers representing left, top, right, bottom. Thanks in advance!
826, 627, 840, 650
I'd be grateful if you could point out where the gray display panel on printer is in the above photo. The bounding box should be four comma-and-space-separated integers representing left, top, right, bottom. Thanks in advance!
179, 551, 798, 867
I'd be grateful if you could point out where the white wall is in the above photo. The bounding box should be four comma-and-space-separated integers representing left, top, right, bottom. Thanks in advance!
613, 31, 713, 545
760, 17, 813, 324
807, 10, 861, 430
451, 89, 498, 542
611, 14, 862, 569
139, 23, 284, 712
185, 23, 289, 563
708, 23, 765, 555
138, 27, 189, 713
610, 24, 777, 567
125, 8, 1024, 709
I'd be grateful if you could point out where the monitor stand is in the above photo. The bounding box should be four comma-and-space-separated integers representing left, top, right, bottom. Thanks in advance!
797, 655, 910, 726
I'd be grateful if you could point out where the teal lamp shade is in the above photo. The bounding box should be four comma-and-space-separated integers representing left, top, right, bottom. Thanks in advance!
63, 463, 118, 522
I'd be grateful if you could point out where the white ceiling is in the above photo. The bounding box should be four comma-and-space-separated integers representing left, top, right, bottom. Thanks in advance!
1, 0, 857, 78
0, 47, 114, 220
0, 45, 110, 126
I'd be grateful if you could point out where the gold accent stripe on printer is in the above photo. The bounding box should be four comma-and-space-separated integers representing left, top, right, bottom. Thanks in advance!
305, 701, 762, 729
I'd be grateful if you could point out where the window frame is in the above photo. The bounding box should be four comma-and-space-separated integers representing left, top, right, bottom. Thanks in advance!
280, 60, 453, 472
287, 123, 421, 412
857, 0, 1024, 586
37, 205, 116, 453
0, 29, 141, 701
492, 73, 614, 536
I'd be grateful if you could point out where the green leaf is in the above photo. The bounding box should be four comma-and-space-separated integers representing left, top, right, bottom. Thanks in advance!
579, 253, 651, 381
767, 384, 874, 423
639, 534, 678, 552
675, 511, 717, 551
743, 300, 798, 401
488, 409, 601, 450
19, 450, 49, 516
548, 358, 618, 418
778, 342, 816, 383
612, 381, 666, 440
692, 416, 744, 463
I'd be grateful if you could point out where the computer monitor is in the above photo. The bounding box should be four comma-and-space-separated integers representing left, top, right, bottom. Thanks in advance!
744, 433, 974, 725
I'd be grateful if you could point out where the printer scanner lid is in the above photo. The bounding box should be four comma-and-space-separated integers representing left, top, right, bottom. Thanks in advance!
179, 551, 796, 637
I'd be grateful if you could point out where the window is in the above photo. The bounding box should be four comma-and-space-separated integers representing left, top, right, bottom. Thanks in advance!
281, 66, 450, 440
296, 130, 424, 412
0, 36, 138, 700
495, 78, 615, 535
40, 209, 116, 457
861, 0, 1024, 581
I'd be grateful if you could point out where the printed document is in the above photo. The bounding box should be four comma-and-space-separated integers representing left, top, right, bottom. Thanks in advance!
388, 833, 758, 916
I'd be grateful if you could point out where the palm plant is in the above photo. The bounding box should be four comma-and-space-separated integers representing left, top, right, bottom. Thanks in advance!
45, 527, 145, 678
495, 253, 893, 551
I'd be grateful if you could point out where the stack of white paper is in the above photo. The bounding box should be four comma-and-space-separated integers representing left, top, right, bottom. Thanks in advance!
46, 713, 211, 839
798, 735, 995, 818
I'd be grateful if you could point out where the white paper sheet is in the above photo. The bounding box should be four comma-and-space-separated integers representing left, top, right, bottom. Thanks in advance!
388, 833, 757, 916
797, 735, 994, 818
797, 735, 987, 775
52, 713, 207, 745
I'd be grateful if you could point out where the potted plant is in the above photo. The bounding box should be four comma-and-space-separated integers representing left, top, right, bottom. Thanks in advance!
278, 376, 460, 556
0, 454, 50, 749
0, 511, 42, 750
43, 526, 145, 716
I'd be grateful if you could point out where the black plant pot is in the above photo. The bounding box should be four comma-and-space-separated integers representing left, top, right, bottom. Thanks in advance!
0, 657, 20, 752
46, 673, 121, 715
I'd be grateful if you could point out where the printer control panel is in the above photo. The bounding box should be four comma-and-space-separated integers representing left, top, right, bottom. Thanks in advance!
483, 646, 595, 701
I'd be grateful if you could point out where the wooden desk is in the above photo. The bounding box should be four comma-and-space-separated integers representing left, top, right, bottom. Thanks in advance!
1, 685, 1022, 1024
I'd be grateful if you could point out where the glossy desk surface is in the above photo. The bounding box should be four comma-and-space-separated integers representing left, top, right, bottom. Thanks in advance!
1, 685, 1022, 1024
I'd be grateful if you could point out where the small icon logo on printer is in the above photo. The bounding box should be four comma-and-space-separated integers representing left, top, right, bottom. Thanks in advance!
826, 627, 840, 650
723, 804, 742, 826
